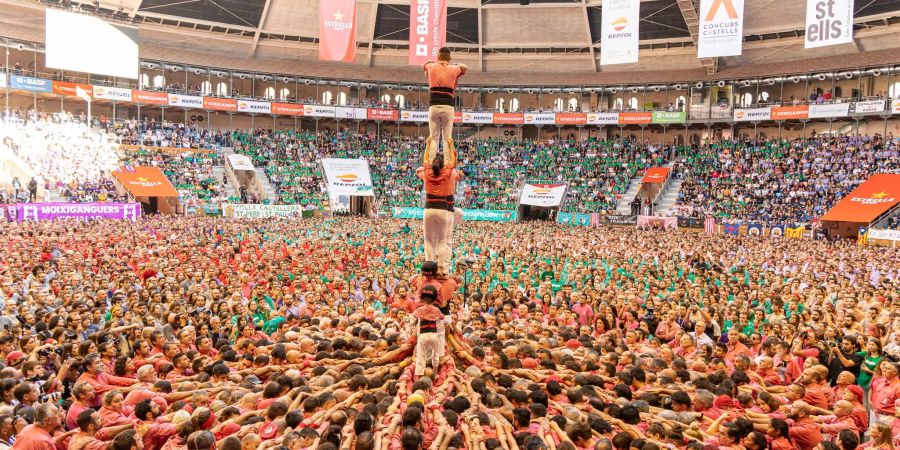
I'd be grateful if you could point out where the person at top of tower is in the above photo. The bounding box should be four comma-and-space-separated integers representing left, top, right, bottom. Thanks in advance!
423, 47, 467, 167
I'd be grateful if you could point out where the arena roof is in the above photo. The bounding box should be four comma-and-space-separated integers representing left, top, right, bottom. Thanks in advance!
3, 0, 900, 81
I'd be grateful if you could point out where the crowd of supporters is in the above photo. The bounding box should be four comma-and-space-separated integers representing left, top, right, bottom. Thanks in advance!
0, 215, 897, 450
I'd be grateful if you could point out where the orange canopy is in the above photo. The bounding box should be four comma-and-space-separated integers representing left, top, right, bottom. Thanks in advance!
112, 166, 179, 197
820, 174, 900, 223
642, 167, 670, 184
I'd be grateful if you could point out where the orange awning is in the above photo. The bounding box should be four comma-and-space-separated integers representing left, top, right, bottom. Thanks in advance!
642, 167, 670, 184
112, 166, 179, 197
820, 174, 900, 223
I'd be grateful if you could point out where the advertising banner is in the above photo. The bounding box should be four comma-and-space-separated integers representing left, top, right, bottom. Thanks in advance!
853, 100, 885, 114
272, 103, 305, 116
453, 110, 462, 123
520, 183, 566, 207
733, 107, 771, 121
892, 99, 900, 114
651, 111, 686, 124
804, 0, 853, 49
52, 81, 93, 99
400, 110, 429, 122
524, 113, 556, 125
618, 112, 652, 125
367, 108, 399, 121
771, 105, 809, 120
92, 86, 132, 102
820, 173, 900, 223
586, 112, 620, 125
808, 103, 849, 119
132, 90, 169, 105
462, 112, 494, 124
167, 94, 203, 108
0, 73, 5, 89
335, 107, 367, 120
14, 202, 141, 222
321, 158, 375, 197
304, 105, 336, 118
555, 113, 587, 126
392, 207, 516, 222
605, 214, 638, 225
492, 113, 524, 125
319, 0, 357, 62
600, 0, 641, 65
221, 204, 307, 219
10, 75, 52, 93
409, 0, 448, 66
237, 100, 272, 114
868, 229, 900, 242
642, 167, 670, 183
697, 0, 745, 58
202, 97, 238, 112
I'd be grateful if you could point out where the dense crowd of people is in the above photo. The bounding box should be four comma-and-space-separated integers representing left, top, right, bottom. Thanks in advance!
0, 215, 897, 450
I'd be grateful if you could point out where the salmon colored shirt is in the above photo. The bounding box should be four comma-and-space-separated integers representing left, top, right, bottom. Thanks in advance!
423, 62, 465, 94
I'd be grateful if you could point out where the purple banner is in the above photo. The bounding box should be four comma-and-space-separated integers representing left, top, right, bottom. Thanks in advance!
13, 202, 141, 222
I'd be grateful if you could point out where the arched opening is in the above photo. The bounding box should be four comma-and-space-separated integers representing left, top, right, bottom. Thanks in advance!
553, 98, 564, 112
337, 92, 348, 106
627, 97, 639, 110
139, 74, 150, 89
889, 82, 900, 98
263, 87, 275, 100
495, 98, 506, 112
278, 88, 291, 101
152, 75, 166, 89
509, 98, 519, 112
216, 82, 229, 96
394, 94, 405, 109
568, 98, 579, 112
380, 94, 391, 104
758, 91, 770, 103
200, 81, 212, 95
675, 96, 686, 110
614, 98, 624, 110
322, 91, 334, 105
740, 92, 753, 107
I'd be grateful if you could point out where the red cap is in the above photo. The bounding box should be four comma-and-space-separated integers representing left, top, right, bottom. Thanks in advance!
846, 385, 864, 403
522, 358, 539, 369
6, 351, 25, 366
565, 339, 581, 349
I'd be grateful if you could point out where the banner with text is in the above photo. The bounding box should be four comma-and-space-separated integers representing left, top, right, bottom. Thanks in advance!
524, 113, 556, 125
334, 107, 367, 119
203, 97, 237, 112
10, 75, 52, 93
393, 207, 516, 222
892, 99, 900, 114
520, 183, 567, 207
400, 110, 429, 122
14, 202, 141, 222
304, 105, 336, 118
367, 108, 398, 121
555, 113, 587, 126
319, 0, 357, 62
586, 112, 620, 125
168, 94, 203, 108
409, 0, 448, 66
619, 112, 652, 125
221, 204, 308, 219
463, 112, 494, 124
868, 229, 900, 242
651, 111, 686, 124
600, 0, 640, 65
132, 90, 169, 105
492, 113, 525, 125
853, 100, 885, 114
771, 105, 809, 120
733, 107, 771, 121
805, 0, 853, 49
93, 85, 132, 101
698, 0, 744, 58
52, 81, 93, 99
237, 100, 272, 114
808, 102, 849, 118
272, 103, 305, 116
321, 158, 375, 197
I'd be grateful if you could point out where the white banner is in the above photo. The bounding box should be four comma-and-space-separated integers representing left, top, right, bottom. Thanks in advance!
893, 99, 900, 114
0, 73, 6, 89
462, 112, 494, 124
237, 100, 272, 114
586, 112, 620, 125
869, 229, 900, 242
600, 0, 640, 65
303, 105, 336, 118
221, 204, 307, 219
400, 110, 429, 122
808, 103, 849, 118
698, 0, 744, 58
733, 107, 771, 122
168, 94, 203, 108
335, 107, 368, 120
321, 158, 374, 197
227, 154, 255, 172
92, 85, 132, 102
520, 183, 567, 207
805, 0, 853, 49
854, 100, 885, 114
524, 113, 556, 125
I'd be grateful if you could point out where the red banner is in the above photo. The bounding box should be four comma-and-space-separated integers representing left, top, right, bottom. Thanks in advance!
642, 167, 671, 184
52, 81, 93, 99
492, 113, 525, 125
203, 97, 238, 112
555, 113, 587, 126
319, 0, 357, 62
272, 103, 305, 116
820, 174, 900, 223
409, 0, 448, 66
367, 108, 398, 121
453, 111, 462, 123
770, 105, 809, 120
618, 112, 652, 125
132, 90, 169, 105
